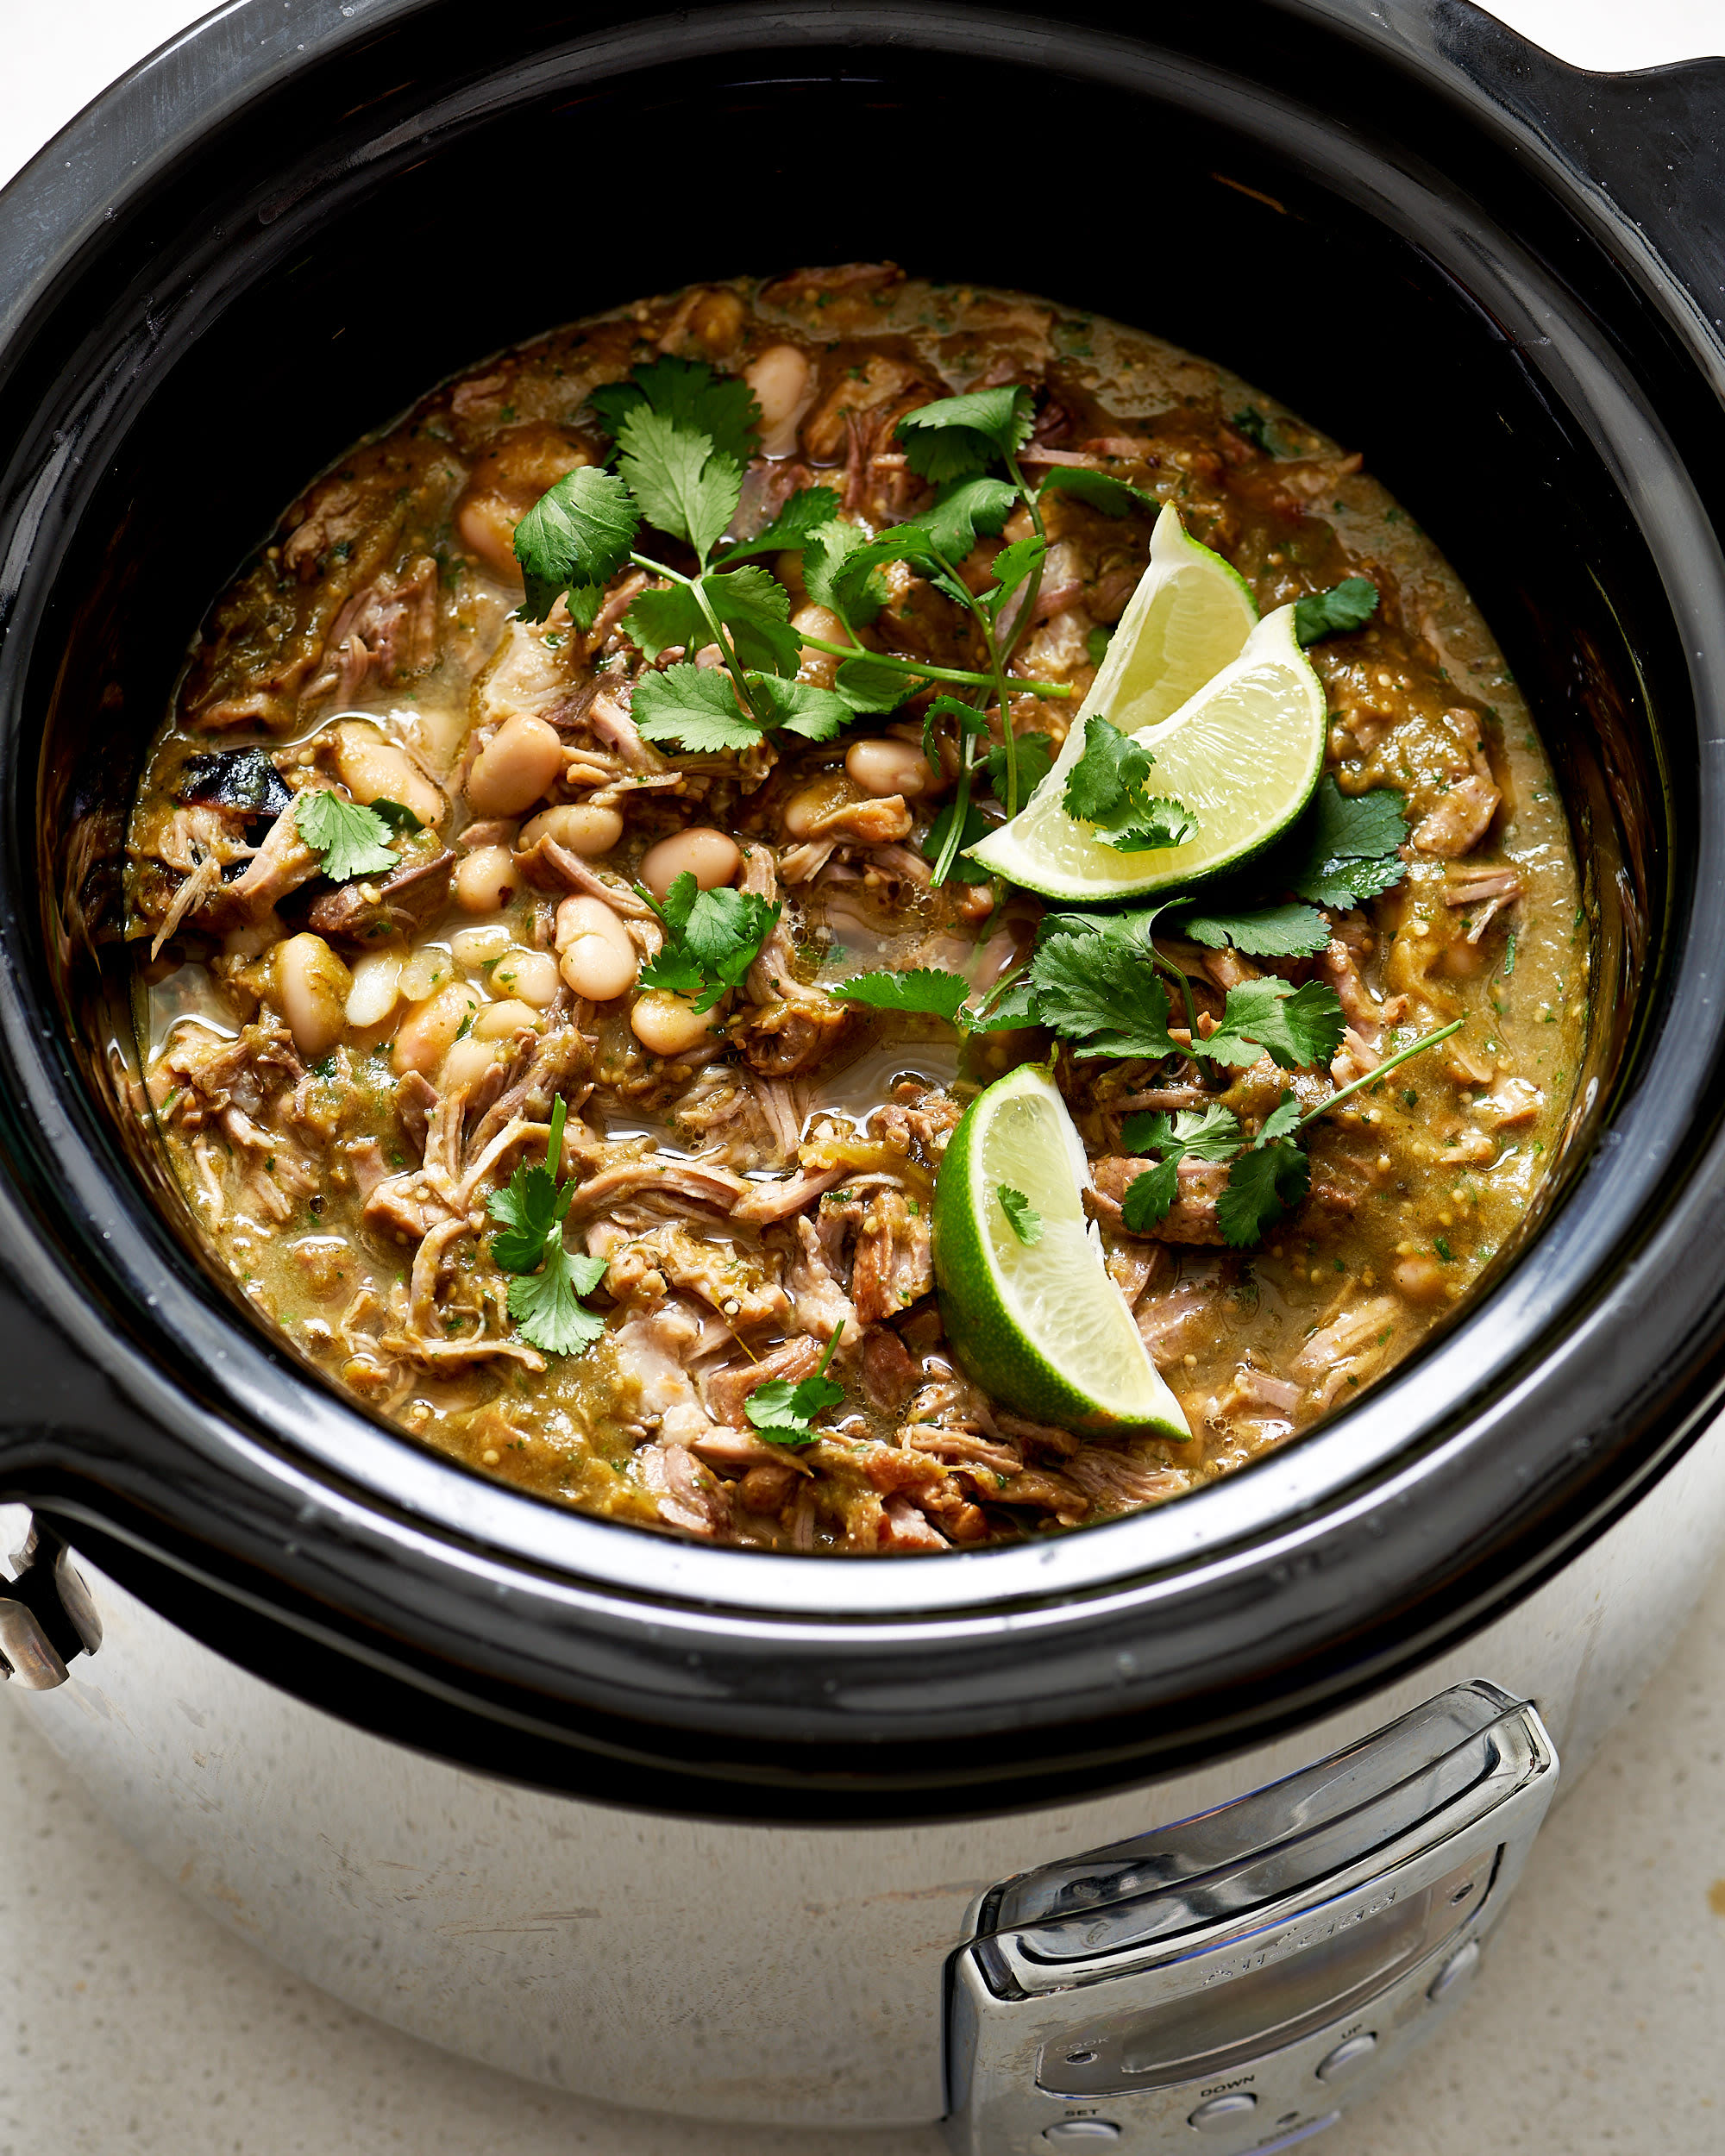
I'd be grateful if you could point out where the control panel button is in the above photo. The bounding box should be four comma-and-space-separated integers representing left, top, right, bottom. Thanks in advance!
1427, 1939, 1482, 2002
1189, 2093, 1259, 2131
1043, 2124, 1121, 2143
1315, 2033, 1378, 2083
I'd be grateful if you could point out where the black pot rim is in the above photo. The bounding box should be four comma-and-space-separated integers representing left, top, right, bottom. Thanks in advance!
3, 0, 1725, 1806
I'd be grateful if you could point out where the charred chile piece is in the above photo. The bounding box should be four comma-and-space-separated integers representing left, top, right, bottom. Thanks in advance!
304, 849, 455, 943
179, 749, 293, 820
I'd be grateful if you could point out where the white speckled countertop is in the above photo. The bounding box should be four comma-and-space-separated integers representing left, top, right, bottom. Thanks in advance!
3, 4, 1725, 2149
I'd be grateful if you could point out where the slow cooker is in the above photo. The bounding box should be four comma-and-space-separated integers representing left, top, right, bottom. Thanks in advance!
3, 0, 1725, 2144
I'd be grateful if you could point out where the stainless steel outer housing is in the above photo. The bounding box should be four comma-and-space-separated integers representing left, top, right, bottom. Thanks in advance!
1, 0, 1724, 1818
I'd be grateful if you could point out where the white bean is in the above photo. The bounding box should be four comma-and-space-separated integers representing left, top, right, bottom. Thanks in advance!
331, 721, 444, 829
345, 949, 404, 1030
639, 827, 742, 900
630, 990, 716, 1058
474, 998, 541, 1041
745, 344, 812, 456
790, 602, 845, 688
438, 1037, 499, 1096
455, 843, 523, 913
781, 775, 850, 838
275, 934, 353, 1060
466, 713, 564, 818
489, 948, 561, 1007
398, 943, 455, 1003
393, 982, 480, 1076
555, 896, 638, 1002
846, 736, 939, 799
450, 923, 511, 970
518, 802, 625, 857
455, 493, 523, 582
688, 288, 746, 354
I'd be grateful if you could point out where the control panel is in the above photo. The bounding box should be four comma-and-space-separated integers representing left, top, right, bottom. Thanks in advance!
944, 1683, 1555, 2155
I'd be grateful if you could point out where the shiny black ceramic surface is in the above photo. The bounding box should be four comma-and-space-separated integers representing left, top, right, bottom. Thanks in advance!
0, 0, 1722, 1815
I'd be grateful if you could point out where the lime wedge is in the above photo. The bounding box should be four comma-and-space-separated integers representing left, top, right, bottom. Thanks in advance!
969, 511, 1325, 902
932, 1062, 1190, 1442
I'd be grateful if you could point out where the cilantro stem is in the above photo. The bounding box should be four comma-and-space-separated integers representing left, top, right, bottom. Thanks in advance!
922, 536, 1021, 819
1155, 950, 1201, 1041
931, 728, 983, 887
1007, 452, 1048, 548
794, 631, 1071, 700
1294, 1018, 1465, 1133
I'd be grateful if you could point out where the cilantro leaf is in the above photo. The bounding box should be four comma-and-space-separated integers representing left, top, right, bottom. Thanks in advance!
1231, 405, 1281, 455
293, 790, 398, 881
998, 1186, 1043, 1244
982, 536, 1046, 627
632, 665, 762, 752
637, 870, 781, 1012
744, 1328, 845, 1445
1121, 1102, 1243, 1163
895, 386, 1035, 481
1063, 714, 1149, 824
1294, 577, 1379, 644
803, 519, 885, 624
1217, 1140, 1310, 1248
1279, 777, 1408, 907
369, 798, 423, 836
1030, 930, 1180, 1059
1036, 467, 1159, 517
1206, 977, 1346, 1070
919, 474, 1018, 564
487, 1100, 609, 1355
1258, 1089, 1303, 1144
923, 797, 993, 884
1179, 900, 1332, 958
1118, 1103, 1244, 1233
1062, 713, 1197, 852
982, 732, 1056, 803
614, 407, 741, 565
1110, 799, 1198, 852
622, 582, 706, 661
747, 674, 853, 742
512, 465, 638, 624
971, 973, 1043, 1031
718, 486, 844, 565
1120, 1160, 1179, 1232
831, 967, 975, 1025
702, 564, 800, 674
834, 656, 913, 713
506, 1250, 608, 1357
589, 355, 761, 467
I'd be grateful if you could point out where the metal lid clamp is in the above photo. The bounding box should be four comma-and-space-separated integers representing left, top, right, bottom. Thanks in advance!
945, 1683, 1557, 2156
0, 1518, 102, 1690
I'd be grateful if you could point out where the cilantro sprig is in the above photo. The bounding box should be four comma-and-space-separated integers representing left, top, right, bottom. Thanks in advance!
487, 1098, 607, 1356
1118, 1015, 1463, 1245
637, 870, 781, 1013
512, 358, 1076, 762
293, 790, 400, 882
1063, 713, 1197, 853
744, 1328, 845, 1446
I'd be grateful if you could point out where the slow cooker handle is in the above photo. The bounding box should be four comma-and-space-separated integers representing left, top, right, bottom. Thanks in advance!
1433, 2, 1725, 376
